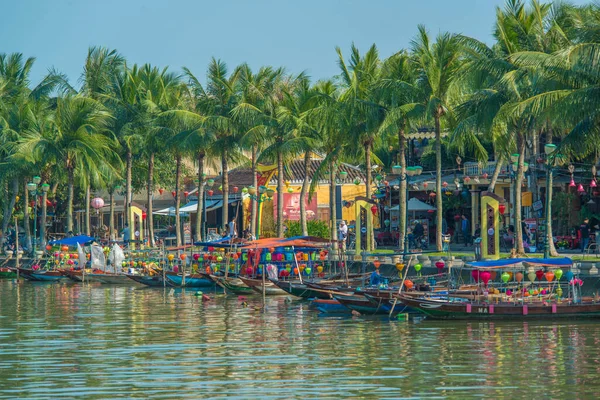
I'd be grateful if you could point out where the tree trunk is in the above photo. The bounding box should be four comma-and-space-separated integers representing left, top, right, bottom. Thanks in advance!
276, 149, 284, 237
364, 141, 373, 251
515, 132, 526, 254
85, 184, 91, 236
67, 168, 74, 233
195, 151, 205, 242
40, 189, 47, 247
109, 191, 115, 241
250, 145, 258, 236
300, 151, 310, 236
2, 178, 18, 235
487, 155, 504, 192
175, 154, 182, 247
23, 178, 32, 252
435, 113, 443, 251
147, 152, 155, 247
399, 129, 407, 251
222, 151, 229, 232
329, 162, 338, 242
125, 148, 132, 230
546, 127, 559, 257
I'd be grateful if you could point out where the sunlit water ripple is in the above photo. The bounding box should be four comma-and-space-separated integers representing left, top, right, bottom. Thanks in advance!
1, 280, 600, 398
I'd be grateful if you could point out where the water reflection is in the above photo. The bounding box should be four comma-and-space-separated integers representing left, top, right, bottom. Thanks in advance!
1, 280, 600, 398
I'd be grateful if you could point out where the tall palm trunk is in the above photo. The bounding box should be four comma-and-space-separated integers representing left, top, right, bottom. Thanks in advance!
23, 178, 31, 251
195, 151, 205, 242
67, 167, 75, 233
2, 178, 18, 234
398, 130, 407, 251
125, 148, 133, 230
364, 140, 373, 251
300, 152, 311, 236
222, 151, 229, 232
250, 145, 258, 236
434, 113, 443, 251
276, 149, 284, 237
109, 191, 115, 241
85, 184, 91, 236
175, 154, 182, 247
515, 132, 526, 254
329, 161, 338, 242
546, 127, 559, 257
147, 152, 155, 247
487, 155, 503, 192
40, 188, 47, 247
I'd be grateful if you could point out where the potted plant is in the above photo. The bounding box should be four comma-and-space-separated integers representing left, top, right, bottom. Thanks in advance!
556, 240, 568, 250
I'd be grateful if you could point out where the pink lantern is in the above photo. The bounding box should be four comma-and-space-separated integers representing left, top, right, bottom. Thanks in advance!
577, 184, 585, 194
193, 254, 200, 261
442, 181, 448, 188
480, 271, 491, 286
435, 261, 445, 272
471, 270, 480, 282
91, 197, 104, 210
482, 172, 488, 179
591, 179, 597, 188
569, 179, 576, 187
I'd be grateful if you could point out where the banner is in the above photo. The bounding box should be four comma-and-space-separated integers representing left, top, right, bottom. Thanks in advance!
273, 193, 318, 221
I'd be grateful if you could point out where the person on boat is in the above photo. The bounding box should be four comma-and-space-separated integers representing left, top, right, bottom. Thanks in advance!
370, 268, 381, 286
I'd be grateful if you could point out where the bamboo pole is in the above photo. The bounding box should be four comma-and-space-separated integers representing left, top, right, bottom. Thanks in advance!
15, 217, 19, 280
388, 255, 413, 318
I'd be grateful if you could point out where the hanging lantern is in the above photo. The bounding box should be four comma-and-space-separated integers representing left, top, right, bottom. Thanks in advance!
184, 191, 189, 198
577, 184, 585, 194
423, 182, 428, 189
545, 271, 555, 282
287, 187, 294, 193
339, 171, 348, 179
179, 253, 187, 261
498, 204, 506, 215
480, 271, 491, 286
435, 261, 445, 272
471, 270, 480, 282
171, 191, 176, 198
569, 179, 576, 187
501, 272, 510, 283
482, 172, 488, 179
429, 192, 436, 198
233, 186, 239, 193
515, 272, 523, 282
370, 204, 378, 215
91, 197, 104, 210
591, 179, 597, 188
464, 176, 471, 183
384, 219, 390, 227
442, 181, 448, 188
383, 180, 389, 187
535, 269, 545, 281
354, 178, 361, 185
527, 271, 536, 283
396, 263, 405, 271
159, 188, 164, 195
373, 260, 381, 268
142, 211, 147, 220
207, 190, 214, 196
167, 254, 175, 262
414, 263, 422, 272
554, 269, 563, 280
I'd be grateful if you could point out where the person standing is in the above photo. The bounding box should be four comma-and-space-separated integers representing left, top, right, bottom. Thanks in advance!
461, 215, 470, 245
121, 224, 130, 244
338, 220, 348, 246
228, 217, 237, 238
580, 218, 590, 253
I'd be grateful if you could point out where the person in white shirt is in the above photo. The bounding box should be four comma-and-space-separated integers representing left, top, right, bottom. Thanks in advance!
339, 220, 348, 241
228, 218, 237, 238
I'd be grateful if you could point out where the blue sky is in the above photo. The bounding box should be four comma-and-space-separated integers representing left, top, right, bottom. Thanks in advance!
1, 0, 590, 87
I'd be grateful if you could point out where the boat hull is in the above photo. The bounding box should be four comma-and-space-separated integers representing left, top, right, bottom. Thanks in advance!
213, 276, 253, 295
274, 280, 332, 299
398, 295, 600, 320
311, 299, 348, 314
166, 274, 214, 288
0, 268, 17, 279
126, 274, 166, 287
18, 268, 66, 282
238, 277, 288, 296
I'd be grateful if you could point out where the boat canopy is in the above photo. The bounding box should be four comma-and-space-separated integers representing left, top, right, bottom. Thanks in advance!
50, 235, 95, 246
468, 257, 573, 269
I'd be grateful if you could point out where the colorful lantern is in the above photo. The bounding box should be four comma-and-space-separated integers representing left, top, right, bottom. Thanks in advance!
370, 205, 378, 215
317, 265, 324, 273
373, 260, 381, 269
179, 254, 187, 261
305, 267, 312, 275
498, 204, 506, 215
480, 271, 491, 286
167, 254, 175, 262
527, 271, 536, 283
554, 269, 563, 280
159, 188, 164, 195
471, 270, 480, 282
414, 263, 422, 273
515, 272, 523, 282
435, 260, 445, 272
404, 279, 414, 290
396, 263, 405, 271
535, 269, 544, 281
501, 272, 510, 283
545, 272, 555, 282
171, 191, 176, 198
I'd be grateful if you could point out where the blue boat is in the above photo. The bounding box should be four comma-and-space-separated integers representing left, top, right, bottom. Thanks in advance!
165, 273, 215, 288
311, 299, 349, 314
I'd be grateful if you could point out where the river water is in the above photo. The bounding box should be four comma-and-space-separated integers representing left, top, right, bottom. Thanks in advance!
1, 280, 600, 399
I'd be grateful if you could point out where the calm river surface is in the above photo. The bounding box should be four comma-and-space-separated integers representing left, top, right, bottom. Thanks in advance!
1, 280, 600, 399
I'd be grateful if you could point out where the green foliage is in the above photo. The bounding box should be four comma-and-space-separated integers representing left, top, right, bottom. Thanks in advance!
284, 220, 329, 239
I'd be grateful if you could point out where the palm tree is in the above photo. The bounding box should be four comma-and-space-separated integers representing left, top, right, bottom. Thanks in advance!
184, 59, 243, 233
410, 25, 462, 251
18, 96, 118, 233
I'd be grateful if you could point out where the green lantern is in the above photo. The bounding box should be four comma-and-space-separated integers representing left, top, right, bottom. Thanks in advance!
501, 272, 510, 283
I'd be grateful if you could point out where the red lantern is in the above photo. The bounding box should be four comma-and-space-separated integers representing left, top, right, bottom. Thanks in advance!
370, 205, 378, 215
480, 271, 491, 286
535, 269, 544, 281
208, 190, 214, 197
454, 214, 461, 221
435, 261, 445, 271
184, 191, 189, 198
208, 246, 215, 252
171, 191, 176, 198
442, 181, 448, 188
142, 211, 147, 220
373, 260, 381, 268
233, 186, 239, 193
429, 192, 436, 198
471, 270, 480, 282
45, 245, 52, 251
383, 181, 389, 187
482, 173, 488, 179
423, 182, 428, 189
159, 188, 164, 195
193, 254, 200, 261
498, 204, 506, 215
179, 254, 187, 260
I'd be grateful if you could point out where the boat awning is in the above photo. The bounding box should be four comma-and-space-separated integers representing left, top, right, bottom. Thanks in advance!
153, 207, 189, 216
50, 235, 95, 246
468, 257, 573, 269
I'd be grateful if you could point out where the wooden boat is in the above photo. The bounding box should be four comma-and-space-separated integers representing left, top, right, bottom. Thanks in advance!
238, 276, 288, 295
165, 273, 215, 288
0, 267, 17, 279
126, 274, 165, 287
273, 280, 333, 299
397, 294, 600, 319
17, 268, 66, 282
63, 269, 140, 284
310, 299, 349, 314
212, 275, 253, 295
332, 292, 392, 315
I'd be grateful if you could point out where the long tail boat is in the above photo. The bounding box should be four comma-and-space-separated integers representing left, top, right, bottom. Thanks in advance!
238, 276, 288, 295
165, 273, 215, 288
212, 275, 254, 295
400, 257, 600, 320
273, 280, 335, 299
310, 298, 349, 314
17, 268, 66, 282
